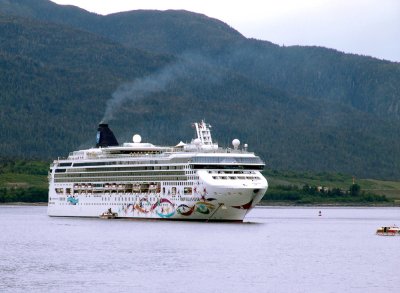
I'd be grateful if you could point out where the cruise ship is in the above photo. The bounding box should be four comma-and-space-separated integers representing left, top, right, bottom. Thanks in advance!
48, 121, 268, 221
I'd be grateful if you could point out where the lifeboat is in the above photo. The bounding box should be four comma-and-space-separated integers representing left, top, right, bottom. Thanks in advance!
100, 209, 118, 219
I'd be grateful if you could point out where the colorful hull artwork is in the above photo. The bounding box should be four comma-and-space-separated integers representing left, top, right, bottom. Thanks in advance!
115, 194, 257, 219
177, 201, 215, 216
67, 196, 79, 205
119, 197, 218, 218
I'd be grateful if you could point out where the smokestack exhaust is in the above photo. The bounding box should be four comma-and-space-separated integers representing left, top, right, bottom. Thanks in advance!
96, 123, 119, 148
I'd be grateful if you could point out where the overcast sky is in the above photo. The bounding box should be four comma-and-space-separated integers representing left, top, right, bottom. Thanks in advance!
51, 0, 400, 62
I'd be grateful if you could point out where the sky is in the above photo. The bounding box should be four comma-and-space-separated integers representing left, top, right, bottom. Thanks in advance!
51, 0, 400, 62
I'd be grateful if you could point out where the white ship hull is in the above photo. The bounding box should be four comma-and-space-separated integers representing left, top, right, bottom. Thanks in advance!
48, 178, 267, 222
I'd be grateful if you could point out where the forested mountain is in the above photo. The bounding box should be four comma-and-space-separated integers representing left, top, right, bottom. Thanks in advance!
0, 13, 170, 158
4, 1, 398, 119
1, 0, 400, 179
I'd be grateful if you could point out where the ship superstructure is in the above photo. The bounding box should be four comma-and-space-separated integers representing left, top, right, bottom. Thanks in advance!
47, 121, 268, 221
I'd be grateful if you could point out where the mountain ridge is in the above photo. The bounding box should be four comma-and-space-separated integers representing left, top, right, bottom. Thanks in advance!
1, 0, 400, 179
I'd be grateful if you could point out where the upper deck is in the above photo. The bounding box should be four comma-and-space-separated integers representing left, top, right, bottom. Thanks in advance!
53, 120, 264, 170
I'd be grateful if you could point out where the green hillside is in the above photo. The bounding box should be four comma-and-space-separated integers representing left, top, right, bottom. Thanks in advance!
0, 160, 48, 203
262, 169, 400, 205
0, 0, 400, 180
1, 160, 399, 205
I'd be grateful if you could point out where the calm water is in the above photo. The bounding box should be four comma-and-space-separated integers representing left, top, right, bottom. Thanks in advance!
0, 206, 399, 293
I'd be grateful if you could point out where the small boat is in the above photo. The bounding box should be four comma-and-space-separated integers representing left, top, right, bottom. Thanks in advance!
376, 226, 400, 236
100, 209, 118, 219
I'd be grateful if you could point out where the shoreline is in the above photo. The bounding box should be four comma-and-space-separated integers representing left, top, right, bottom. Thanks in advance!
258, 201, 400, 207
1, 201, 399, 207
0, 202, 48, 206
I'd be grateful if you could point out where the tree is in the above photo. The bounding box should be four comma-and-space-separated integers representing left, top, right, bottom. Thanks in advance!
349, 184, 361, 196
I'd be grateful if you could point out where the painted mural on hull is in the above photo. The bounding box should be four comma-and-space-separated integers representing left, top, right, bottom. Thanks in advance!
67, 187, 254, 220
